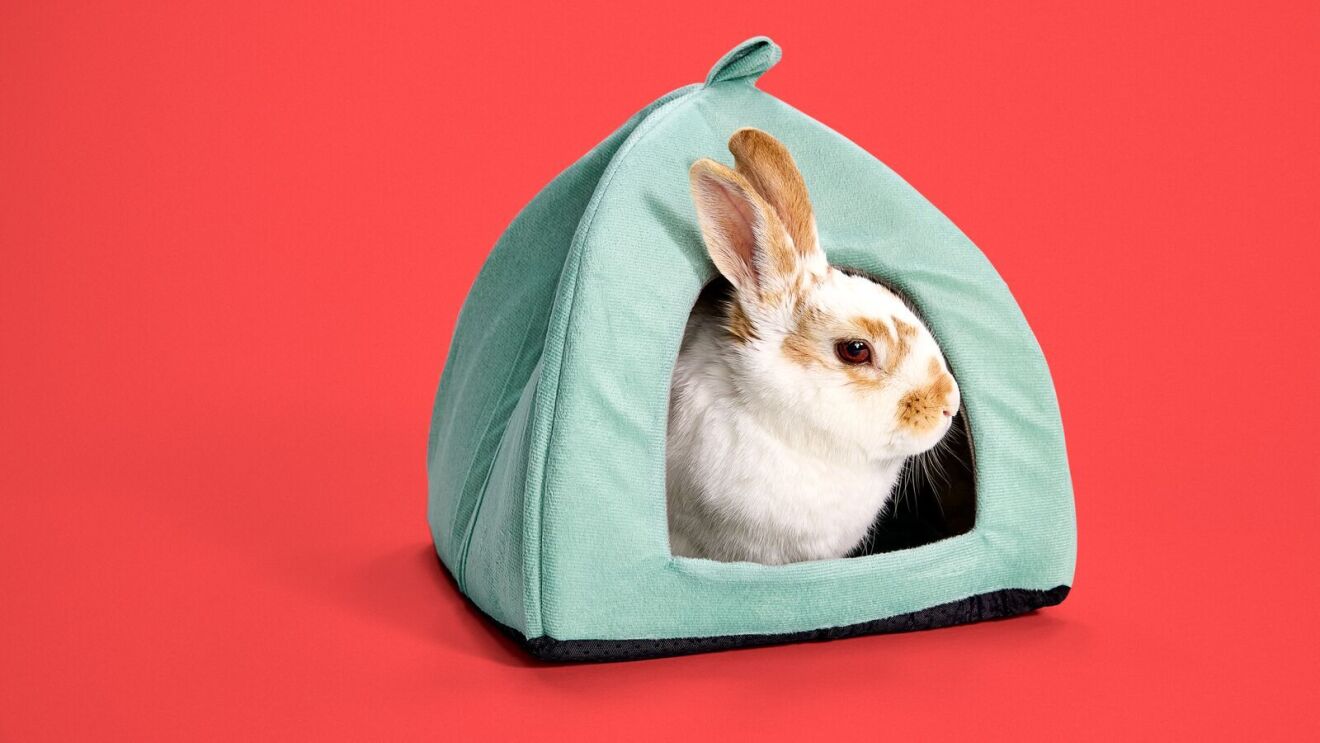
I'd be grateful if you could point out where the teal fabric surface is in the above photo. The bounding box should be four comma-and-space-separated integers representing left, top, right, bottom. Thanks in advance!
427, 37, 1076, 642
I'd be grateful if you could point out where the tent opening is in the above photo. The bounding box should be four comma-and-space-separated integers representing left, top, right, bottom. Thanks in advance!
668, 278, 977, 561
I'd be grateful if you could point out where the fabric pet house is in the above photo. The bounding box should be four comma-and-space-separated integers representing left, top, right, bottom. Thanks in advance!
427, 37, 1076, 662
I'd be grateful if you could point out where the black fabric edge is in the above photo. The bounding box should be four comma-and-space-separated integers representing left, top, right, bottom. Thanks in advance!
513, 585, 1070, 663
440, 544, 1070, 663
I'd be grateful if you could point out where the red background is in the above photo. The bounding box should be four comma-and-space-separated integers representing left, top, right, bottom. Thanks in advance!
3, 2, 1318, 740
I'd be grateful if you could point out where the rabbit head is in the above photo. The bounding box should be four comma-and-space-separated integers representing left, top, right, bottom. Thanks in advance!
688, 128, 961, 462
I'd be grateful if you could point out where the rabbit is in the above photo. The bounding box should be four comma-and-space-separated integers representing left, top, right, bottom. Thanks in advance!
666, 128, 962, 565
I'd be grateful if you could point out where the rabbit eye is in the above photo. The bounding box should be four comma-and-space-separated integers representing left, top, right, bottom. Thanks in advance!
834, 339, 872, 365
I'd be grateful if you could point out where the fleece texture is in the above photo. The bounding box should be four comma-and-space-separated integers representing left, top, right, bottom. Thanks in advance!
426, 37, 1076, 648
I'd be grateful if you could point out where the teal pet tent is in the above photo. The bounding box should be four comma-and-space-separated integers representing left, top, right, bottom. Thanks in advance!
427, 37, 1076, 661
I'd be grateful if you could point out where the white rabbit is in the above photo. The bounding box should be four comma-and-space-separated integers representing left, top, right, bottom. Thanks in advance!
666, 128, 961, 565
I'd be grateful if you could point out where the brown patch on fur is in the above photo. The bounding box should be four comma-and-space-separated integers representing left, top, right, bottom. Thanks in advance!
843, 364, 889, 391
766, 227, 797, 280
728, 129, 818, 259
852, 316, 892, 343
689, 158, 798, 305
724, 300, 758, 344
894, 318, 917, 362
898, 360, 956, 432
780, 305, 829, 368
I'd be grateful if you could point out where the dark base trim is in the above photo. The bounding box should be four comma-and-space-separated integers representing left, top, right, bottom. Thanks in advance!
511, 585, 1069, 663
446, 553, 1069, 663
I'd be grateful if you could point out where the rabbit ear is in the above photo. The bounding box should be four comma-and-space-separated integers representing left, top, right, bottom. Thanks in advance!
689, 158, 799, 301
728, 128, 820, 260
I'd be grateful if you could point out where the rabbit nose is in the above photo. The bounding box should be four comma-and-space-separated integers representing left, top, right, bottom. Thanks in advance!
941, 408, 954, 417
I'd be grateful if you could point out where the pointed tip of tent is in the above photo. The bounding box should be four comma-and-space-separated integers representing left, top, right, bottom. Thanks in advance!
704, 36, 782, 87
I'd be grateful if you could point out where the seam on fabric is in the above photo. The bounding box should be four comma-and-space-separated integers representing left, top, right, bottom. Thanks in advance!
453, 342, 540, 594
455, 432, 504, 593
450, 308, 545, 592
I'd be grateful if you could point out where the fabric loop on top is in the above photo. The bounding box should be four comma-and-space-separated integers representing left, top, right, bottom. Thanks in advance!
705, 36, 782, 87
